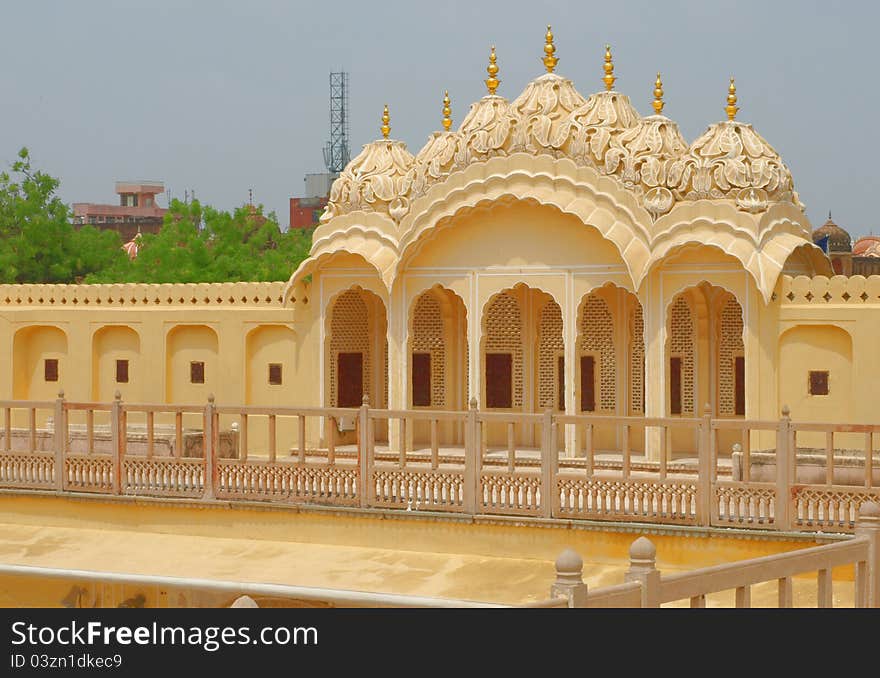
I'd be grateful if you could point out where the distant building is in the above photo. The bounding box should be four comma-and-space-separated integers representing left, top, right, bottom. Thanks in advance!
812, 214, 880, 276
73, 181, 167, 241
289, 173, 334, 229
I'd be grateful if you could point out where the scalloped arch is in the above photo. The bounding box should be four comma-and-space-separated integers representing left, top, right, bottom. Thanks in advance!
394, 154, 655, 287
645, 204, 825, 302
311, 211, 400, 247
283, 235, 394, 304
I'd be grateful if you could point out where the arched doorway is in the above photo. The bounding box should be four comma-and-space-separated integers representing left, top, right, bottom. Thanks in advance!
666, 283, 745, 454
408, 285, 467, 445
325, 286, 388, 444
480, 283, 563, 448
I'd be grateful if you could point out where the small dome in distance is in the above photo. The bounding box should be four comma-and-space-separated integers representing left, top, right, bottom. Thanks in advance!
853, 235, 880, 258
812, 213, 852, 253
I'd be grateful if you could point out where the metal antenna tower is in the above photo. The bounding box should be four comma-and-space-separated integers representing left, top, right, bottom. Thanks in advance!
323, 72, 350, 174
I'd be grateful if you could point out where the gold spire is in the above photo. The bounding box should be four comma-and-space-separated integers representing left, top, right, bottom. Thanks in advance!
442, 90, 452, 131
603, 44, 616, 91
652, 72, 664, 115
542, 25, 558, 73
485, 46, 499, 95
725, 77, 738, 121
381, 104, 390, 139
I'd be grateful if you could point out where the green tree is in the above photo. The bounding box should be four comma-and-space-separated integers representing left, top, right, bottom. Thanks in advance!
86, 199, 312, 283
0, 147, 127, 283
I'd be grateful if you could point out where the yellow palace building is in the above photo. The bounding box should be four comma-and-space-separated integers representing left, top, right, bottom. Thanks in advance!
0, 28, 879, 608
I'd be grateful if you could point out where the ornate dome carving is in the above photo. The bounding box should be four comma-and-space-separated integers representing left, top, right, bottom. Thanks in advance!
667, 119, 800, 212
601, 112, 687, 217
320, 106, 415, 225
411, 93, 515, 199
509, 73, 587, 152
324, 47, 805, 230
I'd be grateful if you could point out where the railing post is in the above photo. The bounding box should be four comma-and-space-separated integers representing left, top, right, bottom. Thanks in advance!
775, 405, 792, 531
111, 391, 122, 495
624, 536, 660, 608
53, 390, 65, 492
697, 403, 712, 526
550, 549, 588, 608
358, 395, 370, 508
541, 409, 555, 519
464, 397, 479, 514
855, 501, 880, 607
204, 394, 215, 500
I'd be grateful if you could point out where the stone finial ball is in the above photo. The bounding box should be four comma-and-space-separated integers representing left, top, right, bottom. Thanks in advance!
555, 548, 583, 574
860, 501, 880, 518
230, 595, 259, 608
629, 536, 656, 561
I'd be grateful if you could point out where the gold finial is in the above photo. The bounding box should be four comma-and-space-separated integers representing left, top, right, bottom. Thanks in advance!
603, 44, 616, 91
542, 24, 558, 73
485, 46, 499, 95
381, 104, 390, 139
725, 77, 738, 121
442, 90, 452, 131
652, 72, 664, 115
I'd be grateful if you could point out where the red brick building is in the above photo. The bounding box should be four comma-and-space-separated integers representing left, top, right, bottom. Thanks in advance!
73, 181, 167, 241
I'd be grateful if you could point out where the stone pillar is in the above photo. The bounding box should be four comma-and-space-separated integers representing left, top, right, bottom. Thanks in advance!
855, 501, 880, 607
624, 536, 660, 607
550, 548, 588, 608
642, 281, 664, 461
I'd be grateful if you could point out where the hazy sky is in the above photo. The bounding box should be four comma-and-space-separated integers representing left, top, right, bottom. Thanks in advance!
1, 1, 877, 239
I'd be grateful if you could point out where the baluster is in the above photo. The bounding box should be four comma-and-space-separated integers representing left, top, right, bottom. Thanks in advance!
866, 431, 874, 489
240, 414, 248, 462
86, 409, 94, 455
268, 414, 277, 463
398, 417, 406, 468
119, 407, 127, 459
327, 417, 335, 464
507, 421, 515, 474
818, 569, 833, 608
297, 415, 305, 462
28, 408, 36, 453
735, 585, 751, 608
778, 577, 794, 608
175, 411, 183, 458
659, 426, 667, 480
584, 423, 593, 476
825, 430, 834, 486
741, 426, 751, 483
690, 594, 706, 608
430, 419, 439, 470
146, 411, 154, 459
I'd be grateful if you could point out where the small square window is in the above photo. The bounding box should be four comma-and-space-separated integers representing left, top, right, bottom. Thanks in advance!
44, 359, 59, 382
809, 370, 829, 396
190, 361, 205, 384
268, 363, 283, 385
116, 359, 129, 383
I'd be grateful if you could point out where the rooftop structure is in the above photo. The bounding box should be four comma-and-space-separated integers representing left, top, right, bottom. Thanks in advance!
72, 181, 167, 241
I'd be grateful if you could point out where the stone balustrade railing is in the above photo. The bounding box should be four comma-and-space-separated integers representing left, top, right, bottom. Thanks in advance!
779, 274, 880, 305
0, 395, 878, 535
546, 506, 880, 607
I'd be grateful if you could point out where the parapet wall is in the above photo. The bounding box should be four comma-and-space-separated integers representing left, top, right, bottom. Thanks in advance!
0, 281, 291, 308
779, 275, 880, 305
